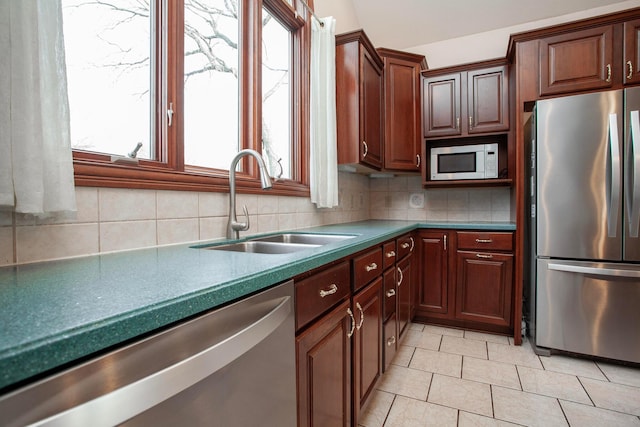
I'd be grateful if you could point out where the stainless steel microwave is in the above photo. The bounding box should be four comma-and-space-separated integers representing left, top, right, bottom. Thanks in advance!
430, 143, 498, 180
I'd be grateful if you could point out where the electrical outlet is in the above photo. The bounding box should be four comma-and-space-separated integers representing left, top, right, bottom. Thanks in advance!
409, 193, 424, 209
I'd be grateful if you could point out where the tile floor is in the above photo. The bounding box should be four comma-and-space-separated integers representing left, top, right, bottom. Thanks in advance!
359, 324, 640, 427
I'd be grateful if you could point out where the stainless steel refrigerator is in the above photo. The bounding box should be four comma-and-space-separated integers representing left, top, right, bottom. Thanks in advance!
527, 88, 640, 363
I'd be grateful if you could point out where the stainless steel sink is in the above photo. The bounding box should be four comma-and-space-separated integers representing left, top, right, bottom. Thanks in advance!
201, 240, 321, 254
251, 233, 356, 245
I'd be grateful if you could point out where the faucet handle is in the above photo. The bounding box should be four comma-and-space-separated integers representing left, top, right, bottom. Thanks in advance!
232, 205, 250, 232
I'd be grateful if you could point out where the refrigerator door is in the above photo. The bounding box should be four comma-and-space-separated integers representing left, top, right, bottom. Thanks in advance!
536, 258, 640, 363
624, 88, 640, 262
536, 90, 623, 261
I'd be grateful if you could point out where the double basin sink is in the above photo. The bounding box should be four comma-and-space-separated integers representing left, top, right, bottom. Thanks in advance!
195, 233, 357, 255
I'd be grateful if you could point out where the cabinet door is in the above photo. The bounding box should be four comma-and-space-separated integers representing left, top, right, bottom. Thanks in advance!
467, 66, 509, 133
423, 73, 462, 138
624, 19, 640, 85
383, 56, 421, 171
297, 300, 352, 427
397, 255, 412, 339
361, 49, 384, 169
455, 250, 513, 327
417, 232, 450, 315
353, 277, 382, 422
539, 25, 614, 96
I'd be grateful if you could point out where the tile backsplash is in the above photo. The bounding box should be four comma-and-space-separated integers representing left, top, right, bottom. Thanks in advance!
0, 173, 512, 266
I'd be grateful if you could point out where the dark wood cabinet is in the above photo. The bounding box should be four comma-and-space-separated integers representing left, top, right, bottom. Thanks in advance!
352, 277, 382, 422
455, 251, 513, 327
336, 30, 384, 171
423, 63, 508, 138
296, 300, 352, 427
378, 48, 426, 171
539, 25, 615, 96
624, 18, 640, 84
467, 66, 510, 134
423, 73, 462, 138
415, 229, 515, 334
416, 231, 451, 317
397, 256, 413, 338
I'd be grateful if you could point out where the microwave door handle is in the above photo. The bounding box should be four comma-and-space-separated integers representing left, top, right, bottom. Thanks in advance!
608, 113, 622, 238
630, 111, 640, 237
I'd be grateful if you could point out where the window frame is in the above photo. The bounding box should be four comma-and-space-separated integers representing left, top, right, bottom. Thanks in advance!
71, 0, 311, 197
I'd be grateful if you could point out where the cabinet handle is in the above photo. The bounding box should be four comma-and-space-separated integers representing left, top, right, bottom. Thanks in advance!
628, 60, 634, 80
386, 250, 396, 258
319, 284, 338, 298
365, 262, 378, 272
475, 238, 493, 244
387, 335, 396, 347
397, 266, 404, 286
606, 63, 612, 82
416, 154, 421, 168
469, 116, 473, 130
386, 288, 396, 297
443, 234, 447, 251
401, 242, 410, 249
356, 302, 364, 330
347, 308, 356, 338
362, 140, 368, 158
456, 117, 460, 129
476, 253, 493, 259
409, 237, 415, 252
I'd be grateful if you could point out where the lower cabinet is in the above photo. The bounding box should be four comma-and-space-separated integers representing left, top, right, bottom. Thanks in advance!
352, 277, 383, 423
296, 300, 352, 427
415, 229, 514, 334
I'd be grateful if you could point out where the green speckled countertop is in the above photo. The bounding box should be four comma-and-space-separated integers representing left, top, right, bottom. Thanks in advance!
0, 220, 514, 391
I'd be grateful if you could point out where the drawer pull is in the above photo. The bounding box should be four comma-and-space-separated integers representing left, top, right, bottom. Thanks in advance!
347, 308, 356, 338
319, 284, 338, 298
409, 237, 415, 252
475, 238, 493, 244
476, 253, 493, 259
628, 60, 634, 80
365, 262, 378, 272
401, 242, 410, 249
397, 267, 403, 286
387, 335, 396, 346
356, 302, 364, 330
386, 289, 396, 298
386, 250, 396, 258
606, 63, 612, 83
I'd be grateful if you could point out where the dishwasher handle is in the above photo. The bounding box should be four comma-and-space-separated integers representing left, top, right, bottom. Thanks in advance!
34, 295, 292, 427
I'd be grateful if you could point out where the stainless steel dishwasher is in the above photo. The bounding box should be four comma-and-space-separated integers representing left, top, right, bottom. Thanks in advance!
0, 280, 296, 426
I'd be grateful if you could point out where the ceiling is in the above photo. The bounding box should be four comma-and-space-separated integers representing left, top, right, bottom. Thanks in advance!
349, 0, 635, 49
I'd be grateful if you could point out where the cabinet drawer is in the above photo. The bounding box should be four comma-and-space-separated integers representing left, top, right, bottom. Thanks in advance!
396, 234, 415, 260
383, 268, 397, 321
295, 261, 351, 330
383, 241, 397, 270
353, 247, 383, 292
457, 231, 513, 251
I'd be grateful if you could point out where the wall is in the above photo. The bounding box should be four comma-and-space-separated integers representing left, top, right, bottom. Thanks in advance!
0, 172, 370, 266
368, 176, 512, 223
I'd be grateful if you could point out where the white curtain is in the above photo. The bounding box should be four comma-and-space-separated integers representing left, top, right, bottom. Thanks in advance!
0, 0, 76, 217
310, 16, 338, 208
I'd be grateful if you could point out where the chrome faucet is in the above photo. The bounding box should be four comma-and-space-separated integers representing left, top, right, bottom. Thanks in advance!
227, 149, 273, 240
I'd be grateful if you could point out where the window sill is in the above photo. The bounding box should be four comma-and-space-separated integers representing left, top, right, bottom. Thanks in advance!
73, 159, 310, 197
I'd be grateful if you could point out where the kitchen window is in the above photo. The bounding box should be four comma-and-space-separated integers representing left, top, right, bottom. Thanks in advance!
63, 0, 310, 195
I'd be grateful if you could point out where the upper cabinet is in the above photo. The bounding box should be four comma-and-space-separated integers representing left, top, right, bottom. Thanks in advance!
377, 48, 427, 172
537, 15, 640, 96
336, 30, 384, 171
423, 61, 509, 139
624, 18, 640, 84
539, 26, 615, 96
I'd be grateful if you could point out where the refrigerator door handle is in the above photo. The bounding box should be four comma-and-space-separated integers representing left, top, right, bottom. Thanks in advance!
608, 113, 622, 237
548, 262, 640, 278
630, 111, 640, 237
